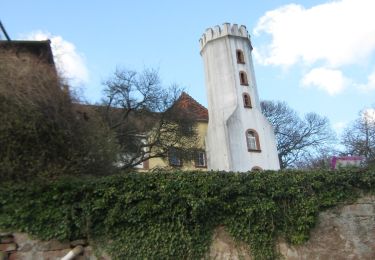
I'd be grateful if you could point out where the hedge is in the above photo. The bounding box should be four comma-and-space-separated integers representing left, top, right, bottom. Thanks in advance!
0, 169, 374, 259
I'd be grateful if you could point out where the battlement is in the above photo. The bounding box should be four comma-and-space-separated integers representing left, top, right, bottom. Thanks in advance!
199, 23, 251, 51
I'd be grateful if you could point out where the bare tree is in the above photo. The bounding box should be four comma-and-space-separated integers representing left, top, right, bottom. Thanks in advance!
261, 101, 336, 169
294, 147, 338, 170
342, 109, 375, 161
101, 67, 199, 169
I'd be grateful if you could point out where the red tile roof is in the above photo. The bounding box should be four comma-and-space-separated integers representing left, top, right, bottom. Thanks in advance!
173, 92, 208, 122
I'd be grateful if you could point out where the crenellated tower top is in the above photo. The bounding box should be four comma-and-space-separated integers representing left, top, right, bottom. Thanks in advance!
199, 23, 252, 52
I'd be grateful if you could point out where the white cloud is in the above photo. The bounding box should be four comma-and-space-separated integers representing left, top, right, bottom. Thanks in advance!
333, 121, 348, 134
357, 69, 375, 92
301, 67, 348, 95
25, 31, 89, 86
253, 0, 375, 67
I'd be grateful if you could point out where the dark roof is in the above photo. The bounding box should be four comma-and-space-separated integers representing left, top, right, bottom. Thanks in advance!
173, 92, 208, 122
0, 40, 55, 65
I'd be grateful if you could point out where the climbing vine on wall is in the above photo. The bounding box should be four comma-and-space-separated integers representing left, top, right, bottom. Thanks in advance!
0, 169, 374, 259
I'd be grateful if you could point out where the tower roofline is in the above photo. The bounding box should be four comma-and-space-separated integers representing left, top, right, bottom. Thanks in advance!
199, 23, 252, 52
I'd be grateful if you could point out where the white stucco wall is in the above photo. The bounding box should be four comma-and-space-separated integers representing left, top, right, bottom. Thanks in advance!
200, 23, 280, 171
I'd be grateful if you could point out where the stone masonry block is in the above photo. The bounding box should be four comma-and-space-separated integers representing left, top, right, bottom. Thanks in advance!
0, 243, 17, 252
36, 239, 70, 251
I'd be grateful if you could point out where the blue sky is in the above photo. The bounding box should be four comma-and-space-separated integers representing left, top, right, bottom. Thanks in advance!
2, 0, 375, 136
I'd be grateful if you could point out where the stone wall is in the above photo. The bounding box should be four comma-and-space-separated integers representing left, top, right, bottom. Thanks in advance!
278, 195, 375, 259
2, 195, 374, 259
208, 195, 375, 259
0, 233, 108, 260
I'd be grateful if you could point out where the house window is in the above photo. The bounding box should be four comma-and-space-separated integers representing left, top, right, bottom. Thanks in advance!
243, 93, 252, 108
168, 148, 182, 167
239, 71, 248, 86
195, 151, 207, 168
181, 123, 194, 135
236, 50, 245, 64
246, 129, 261, 152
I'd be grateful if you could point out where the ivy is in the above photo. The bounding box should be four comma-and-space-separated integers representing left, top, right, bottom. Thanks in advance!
0, 169, 374, 259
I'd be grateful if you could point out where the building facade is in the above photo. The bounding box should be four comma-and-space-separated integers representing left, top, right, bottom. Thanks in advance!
1, 29, 279, 172
199, 23, 280, 171
143, 92, 209, 171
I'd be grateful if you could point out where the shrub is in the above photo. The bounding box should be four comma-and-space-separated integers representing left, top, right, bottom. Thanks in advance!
0, 169, 373, 259
0, 50, 118, 180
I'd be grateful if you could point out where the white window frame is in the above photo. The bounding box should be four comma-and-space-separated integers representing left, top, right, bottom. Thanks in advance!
195, 151, 207, 167
247, 131, 257, 150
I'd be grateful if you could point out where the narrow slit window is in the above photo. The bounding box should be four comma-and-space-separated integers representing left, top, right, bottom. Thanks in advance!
239, 71, 248, 86
243, 93, 252, 108
236, 50, 245, 64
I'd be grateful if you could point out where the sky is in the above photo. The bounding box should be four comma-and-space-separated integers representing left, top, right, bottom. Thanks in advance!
2, 0, 375, 138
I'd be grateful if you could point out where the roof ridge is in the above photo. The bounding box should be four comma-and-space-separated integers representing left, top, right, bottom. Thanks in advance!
174, 91, 208, 122
180, 91, 207, 110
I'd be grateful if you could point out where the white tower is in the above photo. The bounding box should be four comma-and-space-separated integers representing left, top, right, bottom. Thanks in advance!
200, 23, 280, 171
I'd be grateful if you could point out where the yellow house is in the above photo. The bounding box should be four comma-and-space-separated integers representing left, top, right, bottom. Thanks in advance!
140, 92, 208, 171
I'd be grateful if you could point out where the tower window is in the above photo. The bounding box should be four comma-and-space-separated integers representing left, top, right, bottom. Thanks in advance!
251, 166, 263, 171
246, 129, 261, 152
195, 151, 207, 168
236, 50, 245, 64
239, 71, 248, 86
243, 93, 252, 108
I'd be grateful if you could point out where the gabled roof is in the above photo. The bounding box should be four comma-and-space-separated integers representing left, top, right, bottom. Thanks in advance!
173, 92, 208, 122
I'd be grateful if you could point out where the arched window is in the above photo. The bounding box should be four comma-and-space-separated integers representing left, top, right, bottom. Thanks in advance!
239, 71, 248, 86
236, 49, 245, 64
246, 129, 261, 152
251, 166, 263, 171
243, 93, 252, 108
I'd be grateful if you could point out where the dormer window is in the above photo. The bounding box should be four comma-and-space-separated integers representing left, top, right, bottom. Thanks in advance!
243, 93, 252, 108
236, 50, 245, 64
239, 71, 248, 86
